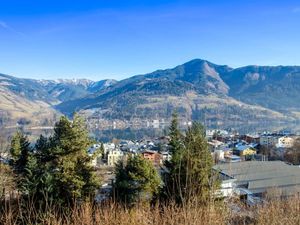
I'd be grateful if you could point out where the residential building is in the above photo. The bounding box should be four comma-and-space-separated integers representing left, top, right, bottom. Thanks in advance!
107, 149, 124, 166
233, 145, 256, 157
241, 134, 260, 144
260, 135, 280, 147
104, 143, 116, 154
276, 136, 294, 148
142, 150, 162, 166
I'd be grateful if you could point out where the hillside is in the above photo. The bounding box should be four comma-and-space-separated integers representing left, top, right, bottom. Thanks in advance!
221, 65, 300, 111
0, 73, 116, 126
2, 59, 300, 127
56, 59, 295, 124
0, 85, 57, 127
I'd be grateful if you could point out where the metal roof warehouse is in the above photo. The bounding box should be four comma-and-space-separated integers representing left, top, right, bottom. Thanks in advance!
214, 161, 300, 201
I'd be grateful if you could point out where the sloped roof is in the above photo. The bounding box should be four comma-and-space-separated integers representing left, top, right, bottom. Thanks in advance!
214, 161, 300, 196
235, 145, 254, 151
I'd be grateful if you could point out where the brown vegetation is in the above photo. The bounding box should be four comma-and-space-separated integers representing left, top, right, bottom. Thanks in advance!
1, 197, 228, 225
1, 196, 300, 224
284, 137, 300, 165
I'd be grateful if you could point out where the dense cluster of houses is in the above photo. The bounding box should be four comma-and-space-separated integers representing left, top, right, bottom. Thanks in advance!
208, 130, 297, 163
88, 136, 171, 168
89, 129, 300, 204
89, 129, 298, 169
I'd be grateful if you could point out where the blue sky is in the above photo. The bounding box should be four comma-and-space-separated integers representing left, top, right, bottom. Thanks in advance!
1, 0, 300, 80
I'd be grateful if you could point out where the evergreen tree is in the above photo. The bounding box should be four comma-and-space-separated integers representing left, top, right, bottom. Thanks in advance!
163, 113, 185, 202
163, 115, 219, 205
9, 131, 34, 194
100, 142, 105, 159
10, 131, 30, 169
10, 115, 100, 206
168, 112, 182, 149
47, 115, 100, 204
182, 122, 219, 204
115, 155, 161, 206
32, 135, 55, 203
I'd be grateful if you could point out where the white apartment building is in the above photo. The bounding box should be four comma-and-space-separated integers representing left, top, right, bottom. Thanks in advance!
107, 149, 124, 166
276, 136, 294, 148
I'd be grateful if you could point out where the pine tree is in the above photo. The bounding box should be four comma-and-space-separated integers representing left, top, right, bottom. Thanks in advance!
169, 112, 182, 149
115, 154, 161, 206
182, 122, 219, 204
10, 131, 36, 195
100, 142, 105, 159
163, 112, 185, 202
163, 116, 219, 205
10, 131, 30, 168
10, 115, 100, 206
47, 115, 100, 204
33, 135, 55, 203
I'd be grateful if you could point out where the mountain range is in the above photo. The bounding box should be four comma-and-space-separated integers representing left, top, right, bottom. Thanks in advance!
2, 59, 300, 127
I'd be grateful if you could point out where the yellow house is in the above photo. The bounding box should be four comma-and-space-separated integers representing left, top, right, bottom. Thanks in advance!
233, 145, 256, 156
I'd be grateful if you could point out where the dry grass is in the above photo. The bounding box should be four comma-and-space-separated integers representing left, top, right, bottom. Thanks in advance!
256, 197, 300, 225
2, 196, 300, 225
0, 198, 228, 225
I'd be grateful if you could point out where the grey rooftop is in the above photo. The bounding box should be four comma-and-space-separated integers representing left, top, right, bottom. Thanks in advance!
214, 161, 300, 196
